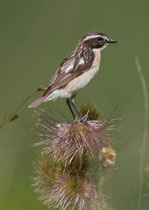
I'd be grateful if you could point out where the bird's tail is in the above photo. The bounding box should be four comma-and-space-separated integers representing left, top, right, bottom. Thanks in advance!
28, 97, 45, 108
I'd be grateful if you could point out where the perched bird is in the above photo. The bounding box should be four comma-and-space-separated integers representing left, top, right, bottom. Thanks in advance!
28, 32, 117, 119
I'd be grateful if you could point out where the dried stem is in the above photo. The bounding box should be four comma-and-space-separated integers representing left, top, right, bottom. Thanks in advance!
0, 85, 45, 129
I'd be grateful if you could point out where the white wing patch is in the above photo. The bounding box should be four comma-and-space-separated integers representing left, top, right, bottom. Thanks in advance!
65, 63, 74, 73
78, 58, 85, 65
64, 57, 84, 73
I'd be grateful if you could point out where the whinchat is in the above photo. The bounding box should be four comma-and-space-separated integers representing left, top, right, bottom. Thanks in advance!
29, 32, 117, 119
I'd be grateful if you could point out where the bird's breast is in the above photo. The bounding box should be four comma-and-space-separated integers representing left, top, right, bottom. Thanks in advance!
63, 51, 101, 98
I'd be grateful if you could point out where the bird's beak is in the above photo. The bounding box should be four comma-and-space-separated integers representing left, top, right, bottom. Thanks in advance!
107, 39, 118, 44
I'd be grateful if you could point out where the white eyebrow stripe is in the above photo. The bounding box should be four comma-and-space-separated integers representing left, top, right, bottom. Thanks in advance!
65, 63, 74, 73
85, 35, 108, 41
84, 35, 100, 40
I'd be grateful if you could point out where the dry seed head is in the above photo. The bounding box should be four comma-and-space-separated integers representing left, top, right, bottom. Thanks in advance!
36, 113, 114, 163
41, 175, 102, 210
99, 147, 116, 168
34, 151, 104, 210
33, 110, 116, 209
34, 151, 62, 185
9, 113, 19, 121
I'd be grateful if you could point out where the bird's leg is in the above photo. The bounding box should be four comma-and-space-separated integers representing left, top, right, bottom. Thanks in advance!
66, 98, 88, 124
66, 98, 75, 119
70, 99, 89, 125
70, 99, 82, 119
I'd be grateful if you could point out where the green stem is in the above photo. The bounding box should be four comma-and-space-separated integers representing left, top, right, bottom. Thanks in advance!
0, 111, 8, 128
96, 167, 105, 210
98, 168, 105, 192
135, 57, 148, 210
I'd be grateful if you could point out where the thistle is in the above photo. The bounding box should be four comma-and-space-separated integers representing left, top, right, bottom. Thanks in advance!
33, 105, 117, 210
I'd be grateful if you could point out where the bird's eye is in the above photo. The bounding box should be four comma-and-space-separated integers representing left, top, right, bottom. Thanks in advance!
91, 37, 104, 48
97, 37, 103, 42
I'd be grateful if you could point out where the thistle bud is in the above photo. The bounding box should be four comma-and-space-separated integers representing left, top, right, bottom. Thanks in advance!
80, 104, 100, 120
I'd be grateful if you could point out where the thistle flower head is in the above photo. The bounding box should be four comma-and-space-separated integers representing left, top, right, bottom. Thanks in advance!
35, 110, 115, 164
34, 108, 117, 209
48, 176, 100, 210
34, 151, 104, 210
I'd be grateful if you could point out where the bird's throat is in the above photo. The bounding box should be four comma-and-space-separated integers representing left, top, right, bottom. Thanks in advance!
93, 49, 101, 67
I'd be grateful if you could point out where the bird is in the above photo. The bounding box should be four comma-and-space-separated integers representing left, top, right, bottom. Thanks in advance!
28, 32, 117, 119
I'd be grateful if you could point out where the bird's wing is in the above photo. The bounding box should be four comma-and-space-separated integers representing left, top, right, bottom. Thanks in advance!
43, 50, 94, 97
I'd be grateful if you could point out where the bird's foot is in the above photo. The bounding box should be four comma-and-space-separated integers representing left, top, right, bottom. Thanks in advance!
68, 113, 89, 125
68, 118, 89, 125
78, 109, 89, 125
80, 118, 89, 126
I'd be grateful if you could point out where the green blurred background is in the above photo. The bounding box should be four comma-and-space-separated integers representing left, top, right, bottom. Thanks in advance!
0, 0, 149, 209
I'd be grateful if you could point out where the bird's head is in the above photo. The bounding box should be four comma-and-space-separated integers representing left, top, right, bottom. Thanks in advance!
80, 32, 117, 52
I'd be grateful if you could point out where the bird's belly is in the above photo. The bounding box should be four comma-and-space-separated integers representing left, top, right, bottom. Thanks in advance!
64, 64, 100, 98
